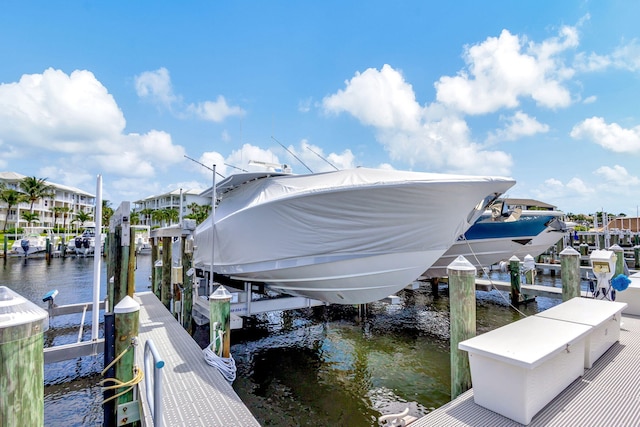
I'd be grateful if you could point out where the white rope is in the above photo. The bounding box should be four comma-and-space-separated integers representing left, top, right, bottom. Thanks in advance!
203, 343, 236, 382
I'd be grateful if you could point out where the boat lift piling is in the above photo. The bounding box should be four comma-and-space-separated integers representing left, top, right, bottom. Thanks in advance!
508, 256, 522, 305
108, 202, 135, 311
0, 287, 49, 427
448, 256, 476, 400
561, 247, 581, 301
161, 236, 172, 310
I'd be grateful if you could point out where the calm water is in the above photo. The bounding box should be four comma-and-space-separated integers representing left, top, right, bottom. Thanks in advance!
1, 255, 569, 426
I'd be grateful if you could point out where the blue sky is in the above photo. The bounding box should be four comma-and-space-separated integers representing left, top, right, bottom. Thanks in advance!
1, 1, 640, 216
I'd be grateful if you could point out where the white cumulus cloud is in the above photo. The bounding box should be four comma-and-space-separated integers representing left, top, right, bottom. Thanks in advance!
570, 117, 640, 153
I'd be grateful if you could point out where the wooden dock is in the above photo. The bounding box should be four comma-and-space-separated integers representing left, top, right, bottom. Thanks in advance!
134, 291, 260, 426
411, 313, 640, 426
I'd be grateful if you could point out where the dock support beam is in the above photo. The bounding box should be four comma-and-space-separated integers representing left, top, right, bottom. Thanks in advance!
561, 247, 581, 301
182, 236, 194, 333
509, 256, 521, 306
161, 237, 172, 310
448, 256, 476, 400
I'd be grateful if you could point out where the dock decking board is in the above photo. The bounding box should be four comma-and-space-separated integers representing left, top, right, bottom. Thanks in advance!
411, 314, 640, 426
134, 291, 260, 427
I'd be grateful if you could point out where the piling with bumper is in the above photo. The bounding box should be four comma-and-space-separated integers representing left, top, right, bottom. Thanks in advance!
0, 286, 49, 427
209, 285, 232, 358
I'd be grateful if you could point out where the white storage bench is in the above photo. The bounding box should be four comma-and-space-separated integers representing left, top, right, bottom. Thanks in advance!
614, 272, 640, 316
536, 297, 627, 368
459, 315, 591, 425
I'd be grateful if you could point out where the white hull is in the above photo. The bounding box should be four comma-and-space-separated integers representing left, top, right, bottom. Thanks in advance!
194, 168, 515, 304
229, 250, 443, 304
511, 229, 565, 260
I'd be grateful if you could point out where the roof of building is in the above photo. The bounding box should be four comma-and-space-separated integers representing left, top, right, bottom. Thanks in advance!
134, 188, 206, 203
503, 198, 558, 210
0, 171, 94, 197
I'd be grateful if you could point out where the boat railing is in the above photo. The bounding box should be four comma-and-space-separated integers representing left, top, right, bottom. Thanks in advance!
143, 339, 165, 427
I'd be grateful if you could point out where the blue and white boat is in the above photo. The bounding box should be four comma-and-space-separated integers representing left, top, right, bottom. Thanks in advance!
422, 205, 566, 278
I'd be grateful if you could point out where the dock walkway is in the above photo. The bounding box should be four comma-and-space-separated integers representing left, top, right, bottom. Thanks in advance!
411, 314, 640, 426
134, 291, 259, 426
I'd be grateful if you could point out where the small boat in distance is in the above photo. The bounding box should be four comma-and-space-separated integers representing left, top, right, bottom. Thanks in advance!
193, 167, 516, 304
422, 202, 566, 278
66, 224, 105, 256
9, 226, 56, 257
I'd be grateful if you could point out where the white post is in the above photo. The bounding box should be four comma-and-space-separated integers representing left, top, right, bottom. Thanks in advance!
92, 175, 102, 342
210, 165, 216, 295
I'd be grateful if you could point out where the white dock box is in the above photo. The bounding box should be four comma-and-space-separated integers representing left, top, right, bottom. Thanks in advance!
459, 316, 591, 425
614, 272, 640, 316
536, 297, 627, 368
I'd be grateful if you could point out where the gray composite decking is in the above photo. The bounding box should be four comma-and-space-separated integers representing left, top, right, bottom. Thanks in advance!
412, 314, 640, 426
134, 291, 260, 427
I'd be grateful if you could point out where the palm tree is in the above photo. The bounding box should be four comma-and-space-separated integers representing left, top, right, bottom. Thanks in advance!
73, 210, 93, 227
52, 206, 70, 232
151, 208, 179, 227
184, 202, 211, 225
19, 176, 54, 213
102, 200, 114, 225
0, 186, 28, 232
21, 211, 40, 227
139, 208, 154, 226
130, 211, 140, 225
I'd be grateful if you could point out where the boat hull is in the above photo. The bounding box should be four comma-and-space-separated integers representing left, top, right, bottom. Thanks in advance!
423, 213, 566, 278
228, 250, 442, 304
194, 168, 515, 304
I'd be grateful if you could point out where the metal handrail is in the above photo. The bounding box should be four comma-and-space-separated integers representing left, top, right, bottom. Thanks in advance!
143, 339, 165, 427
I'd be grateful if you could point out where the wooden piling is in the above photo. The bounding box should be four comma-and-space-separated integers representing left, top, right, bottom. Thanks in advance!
3, 235, 8, 260
509, 256, 521, 306
45, 238, 50, 261
609, 244, 625, 277
209, 285, 232, 358
448, 256, 476, 400
161, 236, 172, 310
635, 245, 640, 269
182, 236, 194, 333
561, 247, 581, 301
0, 287, 48, 427
150, 238, 159, 297
109, 202, 133, 310
523, 254, 536, 285
111, 296, 140, 425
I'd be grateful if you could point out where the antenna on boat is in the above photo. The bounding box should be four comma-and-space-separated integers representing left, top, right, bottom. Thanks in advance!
305, 145, 339, 171
184, 154, 226, 179
224, 163, 248, 172
271, 136, 314, 173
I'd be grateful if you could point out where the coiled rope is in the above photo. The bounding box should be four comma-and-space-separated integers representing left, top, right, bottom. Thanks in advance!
203, 322, 236, 382
100, 337, 144, 404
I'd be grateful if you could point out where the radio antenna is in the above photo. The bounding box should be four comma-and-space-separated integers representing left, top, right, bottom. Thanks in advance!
306, 146, 339, 170
271, 136, 314, 173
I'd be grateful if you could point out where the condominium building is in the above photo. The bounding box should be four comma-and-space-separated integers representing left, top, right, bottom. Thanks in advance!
133, 188, 210, 228
0, 171, 95, 231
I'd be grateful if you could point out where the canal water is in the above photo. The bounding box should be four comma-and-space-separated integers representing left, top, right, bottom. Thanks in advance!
1, 254, 567, 426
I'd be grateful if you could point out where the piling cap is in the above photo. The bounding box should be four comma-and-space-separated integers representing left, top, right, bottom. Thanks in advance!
446, 255, 476, 272
210, 285, 232, 301
0, 286, 49, 335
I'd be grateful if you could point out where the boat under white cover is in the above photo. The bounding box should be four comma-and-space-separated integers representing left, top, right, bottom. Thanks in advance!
422, 209, 566, 278
193, 168, 515, 304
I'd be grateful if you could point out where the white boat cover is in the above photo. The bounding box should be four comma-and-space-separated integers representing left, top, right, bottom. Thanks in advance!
194, 168, 514, 271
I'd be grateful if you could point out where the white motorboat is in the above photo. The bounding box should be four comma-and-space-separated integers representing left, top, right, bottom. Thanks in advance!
10, 227, 56, 257
67, 225, 105, 256
132, 225, 152, 253
193, 167, 515, 304
422, 206, 566, 278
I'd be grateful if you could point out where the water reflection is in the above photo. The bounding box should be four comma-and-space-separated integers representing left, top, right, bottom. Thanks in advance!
0, 255, 573, 426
